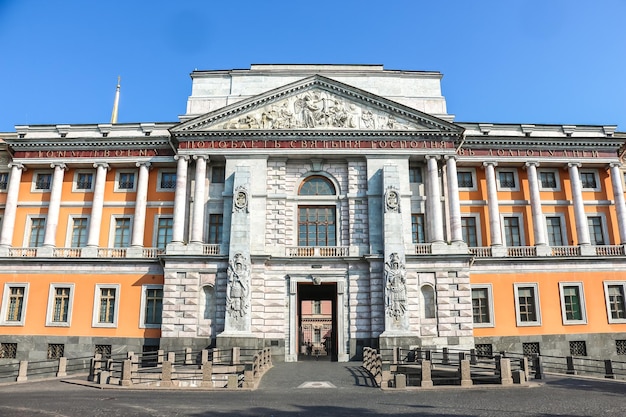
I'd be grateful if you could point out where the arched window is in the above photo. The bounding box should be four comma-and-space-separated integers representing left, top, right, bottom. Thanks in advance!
421, 285, 436, 319
201, 285, 215, 320
298, 176, 337, 247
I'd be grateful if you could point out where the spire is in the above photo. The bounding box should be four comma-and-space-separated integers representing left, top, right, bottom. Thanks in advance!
110, 76, 121, 124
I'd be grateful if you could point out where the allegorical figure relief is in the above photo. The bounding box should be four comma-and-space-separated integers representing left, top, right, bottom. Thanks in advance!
384, 187, 400, 213
385, 253, 407, 320
222, 90, 415, 130
226, 253, 250, 319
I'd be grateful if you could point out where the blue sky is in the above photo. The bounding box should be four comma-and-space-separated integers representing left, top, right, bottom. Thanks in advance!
0, 0, 624, 132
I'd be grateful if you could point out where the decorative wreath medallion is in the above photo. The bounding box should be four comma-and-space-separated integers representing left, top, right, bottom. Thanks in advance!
234, 186, 248, 212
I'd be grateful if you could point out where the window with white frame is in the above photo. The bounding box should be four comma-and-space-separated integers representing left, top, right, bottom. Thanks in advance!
514, 283, 541, 326
73, 171, 94, 192
112, 217, 132, 247
155, 217, 173, 249
157, 170, 176, 191
579, 170, 600, 190
140, 285, 163, 328
461, 215, 479, 247
604, 282, 626, 323
472, 284, 494, 327
208, 214, 223, 244
92, 284, 120, 328
115, 170, 136, 191
503, 215, 523, 246
409, 166, 423, 184
28, 217, 46, 247
457, 169, 476, 189
46, 284, 74, 326
559, 282, 587, 324
538, 169, 560, 190
70, 217, 89, 247
497, 169, 519, 191
411, 214, 425, 244
1, 283, 29, 326
587, 215, 606, 245
33, 172, 52, 191
0, 171, 8, 191
545, 215, 566, 246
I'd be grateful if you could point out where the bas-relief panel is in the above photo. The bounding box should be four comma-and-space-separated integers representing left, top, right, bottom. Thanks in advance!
219, 90, 425, 131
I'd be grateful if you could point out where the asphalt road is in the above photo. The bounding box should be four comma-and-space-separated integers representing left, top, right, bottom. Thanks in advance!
0, 361, 625, 416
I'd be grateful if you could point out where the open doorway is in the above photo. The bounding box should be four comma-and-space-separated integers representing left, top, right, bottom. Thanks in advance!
297, 282, 337, 361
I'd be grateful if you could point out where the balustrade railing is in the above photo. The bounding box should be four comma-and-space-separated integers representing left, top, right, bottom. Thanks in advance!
414, 244, 432, 255
8, 248, 37, 257
507, 246, 537, 257
53, 248, 82, 258
142, 248, 165, 258
202, 244, 221, 255
286, 246, 350, 257
552, 246, 581, 257
596, 245, 625, 256
97, 248, 127, 258
469, 247, 492, 257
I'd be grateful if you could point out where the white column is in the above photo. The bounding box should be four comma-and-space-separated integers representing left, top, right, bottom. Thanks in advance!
445, 155, 463, 243
190, 155, 207, 244
426, 155, 444, 243
525, 162, 547, 246
483, 162, 503, 246
86, 163, 109, 247
43, 163, 67, 247
568, 163, 591, 246
609, 163, 626, 244
0, 163, 25, 248
131, 162, 150, 247
172, 155, 189, 243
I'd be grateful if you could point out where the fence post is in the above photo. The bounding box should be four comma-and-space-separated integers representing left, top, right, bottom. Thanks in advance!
470, 349, 478, 365
566, 356, 577, 375
499, 358, 513, 385
160, 361, 173, 387
127, 351, 134, 359
201, 361, 213, 388
421, 360, 433, 388
521, 357, 529, 381
416, 347, 422, 362
604, 359, 615, 379
16, 360, 28, 382
442, 348, 450, 365
227, 374, 238, 389
232, 347, 240, 365
394, 373, 407, 389
185, 347, 192, 365
532, 354, 544, 380
494, 354, 501, 374
459, 359, 472, 387
131, 354, 139, 373
201, 349, 209, 365
120, 359, 132, 386
157, 349, 164, 368
56, 357, 67, 377
89, 353, 102, 382
167, 351, 176, 364
425, 349, 431, 361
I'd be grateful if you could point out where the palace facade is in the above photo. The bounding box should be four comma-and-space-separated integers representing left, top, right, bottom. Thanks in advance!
1, 64, 626, 362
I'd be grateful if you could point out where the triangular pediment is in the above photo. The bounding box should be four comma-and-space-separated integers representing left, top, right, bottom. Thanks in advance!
171, 75, 462, 134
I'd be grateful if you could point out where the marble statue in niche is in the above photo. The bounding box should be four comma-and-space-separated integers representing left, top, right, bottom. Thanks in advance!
226, 253, 250, 319
385, 252, 407, 320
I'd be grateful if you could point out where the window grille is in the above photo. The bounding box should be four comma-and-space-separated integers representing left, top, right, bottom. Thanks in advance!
569, 341, 587, 356
579, 172, 597, 189
118, 172, 135, 189
0, 172, 8, 190
540, 171, 557, 188
522, 342, 540, 357
47, 343, 64, 359
160, 172, 176, 189
457, 171, 473, 188
76, 173, 93, 189
499, 171, 516, 188
35, 173, 52, 190
474, 343, 493, 358
95, 344, 112, 359
616, 340, 626, 355
0, 342, 17, 359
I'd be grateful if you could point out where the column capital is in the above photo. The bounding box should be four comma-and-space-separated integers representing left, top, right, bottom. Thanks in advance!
567, 162, 582, 169
524, 161, 540, 169
444, 154, 458, 161
50, 163, 67, 170
193, 154, 209, 162
93, 162, 110, 170
609, 162, 622, 169
482, 161, 498, 168
135, 161, 151, 169
425, 155, 441, 161
8, 162, 26, 171
174, 154, 190, 162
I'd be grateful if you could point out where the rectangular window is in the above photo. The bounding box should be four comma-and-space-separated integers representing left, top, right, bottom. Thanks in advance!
1, 283, 28, 325
314, 328, 321, 344
545, 216, 564, 246
298, 206, 336, 246
159, 171, 176, 190
514, 284, 541, 326
47, 343, 64, 359
0, 172, 8, 190
117, 172, 135, 190
76, 173, 93, 190
114, 217, 131, 247
46, 284, 74, 327
29, 217, 46, 247
569, 341, 587, 357
409, 167, 423, 183
212, 166, 225, 183
35, 173, 52, 190
71, 218, 88, 247
461, 216, 478, 247
471, 285, 494, 327
457, 171, 474, 188
580, 171, 597, 189
498, 171, 516, 189
411, 214, 425, 244
313, 300, 321, 315
605, 282, 626, 323
503, 216, 522, 246
539, 171, 557, 189
208, 214, 223, 244
474, 344, 493, 358
142, 286, 163, 326
617, 340, 626, 355
522, 342, 541, 357
156, 217, 173, 249
0, 343, 17, 359
588, 216, 605, 245
93, 285, 120, 327
559, 283, 586, 324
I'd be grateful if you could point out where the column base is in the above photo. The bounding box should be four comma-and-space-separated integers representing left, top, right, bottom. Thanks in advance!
81, 246, 99, 258
37, 246, 54, 257
491, 245, 508, 257
580, 244, 596, 256
126, 246, 144, 258
0, 246, 9, 257
535, 245, 552, 257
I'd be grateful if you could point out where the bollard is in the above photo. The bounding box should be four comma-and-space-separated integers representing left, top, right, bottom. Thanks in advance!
16, 360, 28, 382
604, 359, 615, 379
442, 348, 450, 365
566, 356, 577, 375
394, 373, 407, 389
459, 359, 472, 387
513, 369, 526, 384
227, 374, 238, 389
185, 347, 192, 365
499, 358, 513, 385
120, 359, 132, 386
201, 361, 213, 388
99, 370, 110, 386
421, 359, 433, 388
160, 361, 173, 387
532, 354, 544, 380
57, 357, 67, 377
